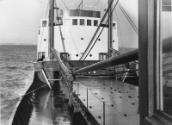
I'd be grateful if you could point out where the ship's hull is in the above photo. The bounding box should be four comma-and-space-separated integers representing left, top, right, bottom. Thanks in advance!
9, 65, 86, 125
33, 61, 61, 87
9, 58, 139, 125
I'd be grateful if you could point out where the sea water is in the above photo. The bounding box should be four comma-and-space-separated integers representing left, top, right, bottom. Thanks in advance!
0, 45, 36, 125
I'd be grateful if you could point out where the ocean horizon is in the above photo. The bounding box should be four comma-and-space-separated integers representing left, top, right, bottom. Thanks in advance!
0, 45, 37, 125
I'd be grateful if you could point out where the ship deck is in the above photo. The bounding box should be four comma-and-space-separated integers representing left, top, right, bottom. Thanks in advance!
73, 77, 139, 125
27, 88, 71, 125
10, 72, 73, 125
11, 75, 139, 125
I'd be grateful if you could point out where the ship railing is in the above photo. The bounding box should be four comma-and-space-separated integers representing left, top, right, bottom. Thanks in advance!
51, 49, 73, 84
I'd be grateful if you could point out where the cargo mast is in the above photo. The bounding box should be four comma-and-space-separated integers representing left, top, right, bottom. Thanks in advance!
49, 0, 54, 60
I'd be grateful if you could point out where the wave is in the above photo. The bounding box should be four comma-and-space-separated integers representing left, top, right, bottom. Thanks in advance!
0, 45, 36, 125
15, 70, 34, 97
22, 65, 33, 70
0, 70, 34, 124
0, 66, 18, 70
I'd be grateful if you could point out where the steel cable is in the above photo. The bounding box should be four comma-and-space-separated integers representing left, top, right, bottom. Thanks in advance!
81, 0, 120, 60
79, 0, 116, 60
13, 84, 48, 100
118, 3, 138, 34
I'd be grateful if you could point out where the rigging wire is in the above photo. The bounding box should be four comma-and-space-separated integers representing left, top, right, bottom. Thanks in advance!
118, 3, 138, 34
44, 0, 50, 17
54, 1, 67, 52
114, 4, 122, 51
81, 0, 120, 60
60, 0, 69, 10
59, 26, 66, 52
82, 27, 105, 60
79, 0, 116, 60
77, 0, 84, 10
55, 0, 80, 54
80, 0, 138, 60
14, 84, 48, 100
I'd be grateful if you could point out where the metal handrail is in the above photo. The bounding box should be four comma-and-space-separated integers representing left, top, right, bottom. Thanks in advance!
41, 69, 52, 89
51, 49, 73, 82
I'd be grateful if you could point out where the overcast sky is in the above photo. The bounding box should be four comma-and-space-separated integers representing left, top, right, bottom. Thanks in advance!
0, 0, 138, 48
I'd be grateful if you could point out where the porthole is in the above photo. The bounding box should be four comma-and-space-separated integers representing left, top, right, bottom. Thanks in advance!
98, 38, 101, 41
76, 54, 79, 57
81, 37, 84, 40
89, 54, 92, 57
44, 39, 46, 41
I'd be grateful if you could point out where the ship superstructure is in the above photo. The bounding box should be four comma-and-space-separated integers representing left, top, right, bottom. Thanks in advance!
37, 8, 119, 61
9, 0, 172, 125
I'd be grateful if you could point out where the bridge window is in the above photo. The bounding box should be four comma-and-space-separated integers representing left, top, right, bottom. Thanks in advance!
38, 52, 45, 61
99, 53, 107, 61
87, 19, 91, 26
60, 52, 70, 60
42, 20, 47, 27
80, 19, 85, 25
162, 0, 172, 11
94, 20, 98, 26
72, 19, 78, 25
113, 22, 116, 29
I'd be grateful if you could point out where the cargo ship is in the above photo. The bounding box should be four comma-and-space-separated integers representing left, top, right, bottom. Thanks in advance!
8, 0, 172, 125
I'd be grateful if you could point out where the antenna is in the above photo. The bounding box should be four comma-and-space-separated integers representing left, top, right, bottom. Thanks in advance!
77, 0, 84, 10
108, 0, 113, 58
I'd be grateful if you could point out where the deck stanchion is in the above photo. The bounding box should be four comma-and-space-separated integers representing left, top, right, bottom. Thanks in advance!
87, 88, 88, 109
77, 82, 79, 95
103, 101, 105, 125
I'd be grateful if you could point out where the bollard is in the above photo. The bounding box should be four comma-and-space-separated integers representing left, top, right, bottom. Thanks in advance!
103, 101, 105, 125
87, 88, 88, 109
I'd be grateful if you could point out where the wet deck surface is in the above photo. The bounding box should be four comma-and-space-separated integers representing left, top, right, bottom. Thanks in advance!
29, 89, 71, 125
73, 77, 139, 125
12, 73, 139, 125
12, 86, 72, 125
